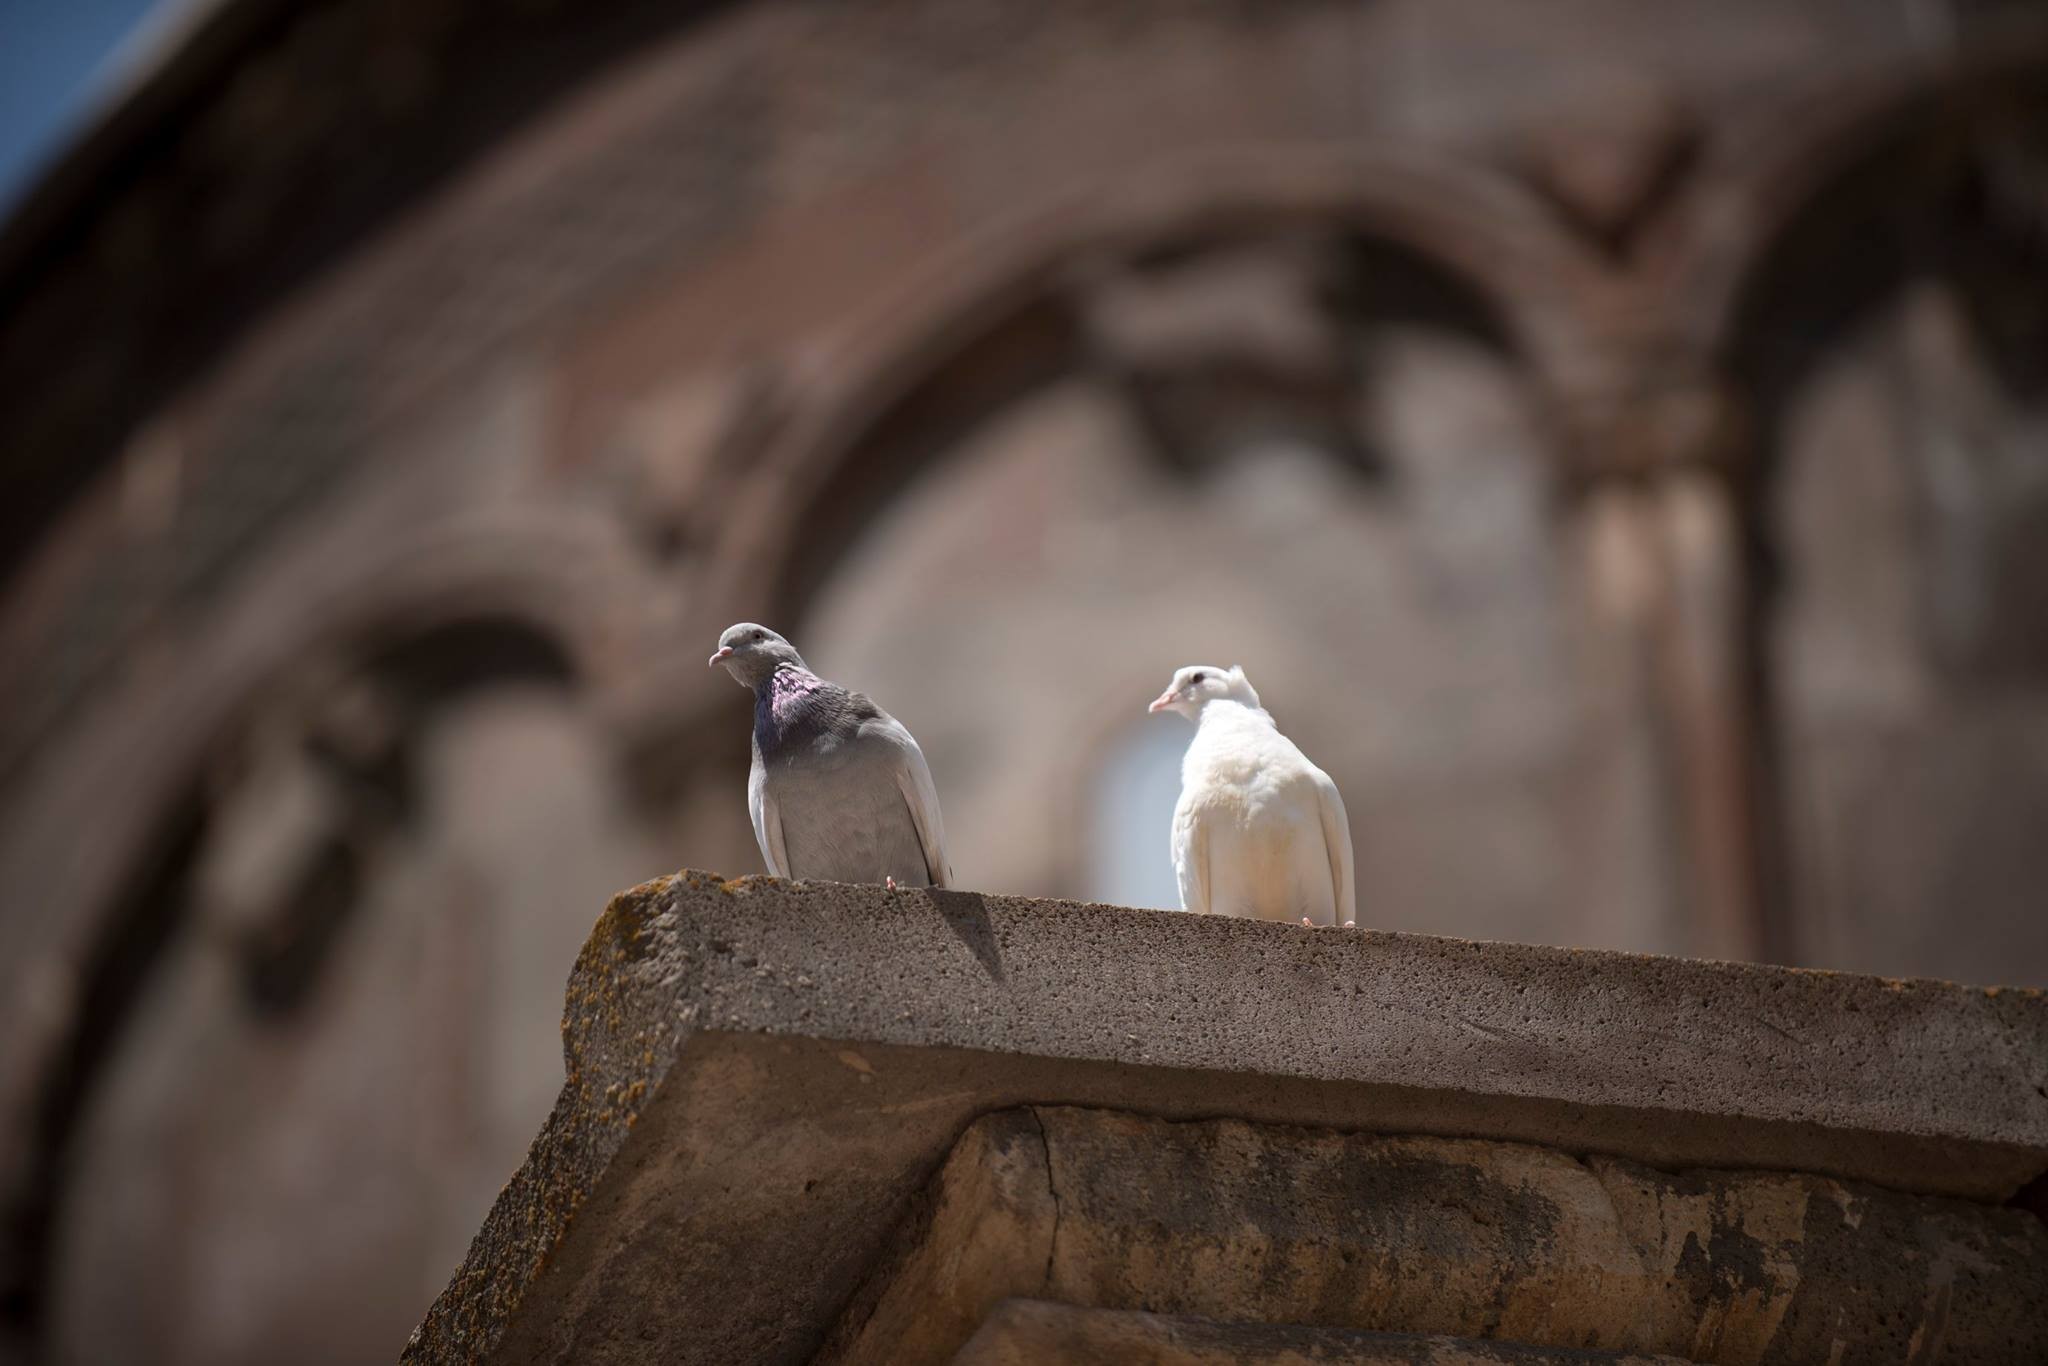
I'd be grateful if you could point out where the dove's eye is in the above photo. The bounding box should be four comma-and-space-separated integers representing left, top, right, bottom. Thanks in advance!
1191, 672, 1206, 685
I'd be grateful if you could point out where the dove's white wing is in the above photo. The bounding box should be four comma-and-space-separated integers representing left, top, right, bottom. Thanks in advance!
748, 758, 792, 878
866, 713, 953, 888
1172, 798, 1210, 915
1312, 767, 1355, 926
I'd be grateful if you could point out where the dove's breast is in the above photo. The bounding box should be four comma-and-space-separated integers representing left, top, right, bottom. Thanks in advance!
1177, 717, 1341, 924
1181, 729, 1321, 819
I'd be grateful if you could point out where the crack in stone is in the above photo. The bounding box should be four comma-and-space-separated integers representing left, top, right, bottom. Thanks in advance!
1752, 1013, 1803, 1046
1027, 1106, 1064, 1301
1571, 1148, 1662, 1351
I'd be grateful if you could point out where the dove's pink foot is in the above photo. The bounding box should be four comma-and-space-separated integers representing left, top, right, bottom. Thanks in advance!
886, 876, 899, 892
1300, 917, 1315, 928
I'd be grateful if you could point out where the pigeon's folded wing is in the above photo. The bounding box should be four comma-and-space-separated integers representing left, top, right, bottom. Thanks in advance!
1173, 801, 1210, 915
1312, 767, 1356, 926
865, 714, 953, 888
748, 760, 792, 878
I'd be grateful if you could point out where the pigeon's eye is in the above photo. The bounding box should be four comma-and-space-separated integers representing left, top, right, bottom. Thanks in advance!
753, 631, 765, 641
1191, 672, 1206, 685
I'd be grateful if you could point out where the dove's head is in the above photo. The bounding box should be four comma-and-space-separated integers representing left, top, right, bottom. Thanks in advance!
1148, 664, 1259, 720
710, 622, 805, 687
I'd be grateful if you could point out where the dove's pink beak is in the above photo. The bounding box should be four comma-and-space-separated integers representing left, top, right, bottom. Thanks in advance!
708, 646, 734, 666
1147, 688, 1179, 714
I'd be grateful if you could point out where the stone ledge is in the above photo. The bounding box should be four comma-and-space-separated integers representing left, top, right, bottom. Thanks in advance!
403, 871, 2048, 1365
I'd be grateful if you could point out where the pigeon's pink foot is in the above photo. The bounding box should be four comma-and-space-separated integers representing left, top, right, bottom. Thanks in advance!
886, 876, 899, 892
1300, 917, 1315, 928
1342, 920, 1356, 929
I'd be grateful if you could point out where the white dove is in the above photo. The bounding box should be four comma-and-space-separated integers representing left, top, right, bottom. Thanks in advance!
1149, 664, 1356, 928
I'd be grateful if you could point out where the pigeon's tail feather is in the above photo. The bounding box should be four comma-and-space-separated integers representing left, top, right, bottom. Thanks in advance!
748, 757, 792, 878
1315, 771, 1356, 926
880, 718, 953, 888
1173, 800, 1210, 915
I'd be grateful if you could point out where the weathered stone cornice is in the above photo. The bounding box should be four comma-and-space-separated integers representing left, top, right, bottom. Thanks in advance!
404, 872, 2048, 1364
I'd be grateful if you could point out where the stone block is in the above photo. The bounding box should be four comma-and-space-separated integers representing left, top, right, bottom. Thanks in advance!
829, 1108, 2048, 1364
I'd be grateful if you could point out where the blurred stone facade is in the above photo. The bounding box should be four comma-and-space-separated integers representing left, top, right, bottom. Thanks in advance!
0, 1, 2043, 1362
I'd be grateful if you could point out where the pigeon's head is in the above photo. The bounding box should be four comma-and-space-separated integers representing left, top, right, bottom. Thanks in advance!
709, 622, 805, 687
1147, 664, 1259, 720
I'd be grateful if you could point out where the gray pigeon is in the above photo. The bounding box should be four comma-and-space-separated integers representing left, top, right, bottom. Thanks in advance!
710, 623, 953, 888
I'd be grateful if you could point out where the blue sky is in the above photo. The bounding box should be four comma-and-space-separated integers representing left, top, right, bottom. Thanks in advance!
0, 0, 165, 216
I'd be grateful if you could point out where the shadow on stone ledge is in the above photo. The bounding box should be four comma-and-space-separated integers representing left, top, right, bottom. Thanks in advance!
403, 871, 2048, 1365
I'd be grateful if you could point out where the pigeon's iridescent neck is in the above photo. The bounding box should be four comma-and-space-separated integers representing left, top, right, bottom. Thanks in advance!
767, 663, 823, 706
754, 664, 824, 746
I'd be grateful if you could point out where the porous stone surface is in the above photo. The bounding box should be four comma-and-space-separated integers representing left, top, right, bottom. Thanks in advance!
951, 1302, 1693, 1365
829, 1108, 2048, 1364
404, 872, 2048, 1365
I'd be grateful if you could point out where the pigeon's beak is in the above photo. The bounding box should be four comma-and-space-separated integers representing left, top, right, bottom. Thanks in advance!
1147, 688, 1178, 715
708, 646, 735, 667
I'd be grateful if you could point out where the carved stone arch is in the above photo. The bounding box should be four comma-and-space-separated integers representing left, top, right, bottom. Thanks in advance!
16, 520, 630, 953
652, 150, 1643, 917
1672, 38, 2048, 981
296, 517, 658, 696
1678, 39, 2048, 636
0, 516, 637, 1007
685, 149, 1609, 628
1673, 38, 2048, 402
0, 533, 631, 1346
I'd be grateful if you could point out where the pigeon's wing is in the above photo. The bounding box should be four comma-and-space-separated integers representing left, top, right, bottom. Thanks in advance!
1172, 798, 1210, 915
1312, 767, 1356, 925
747, 757, 792, 878
861, 712, 953, 888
